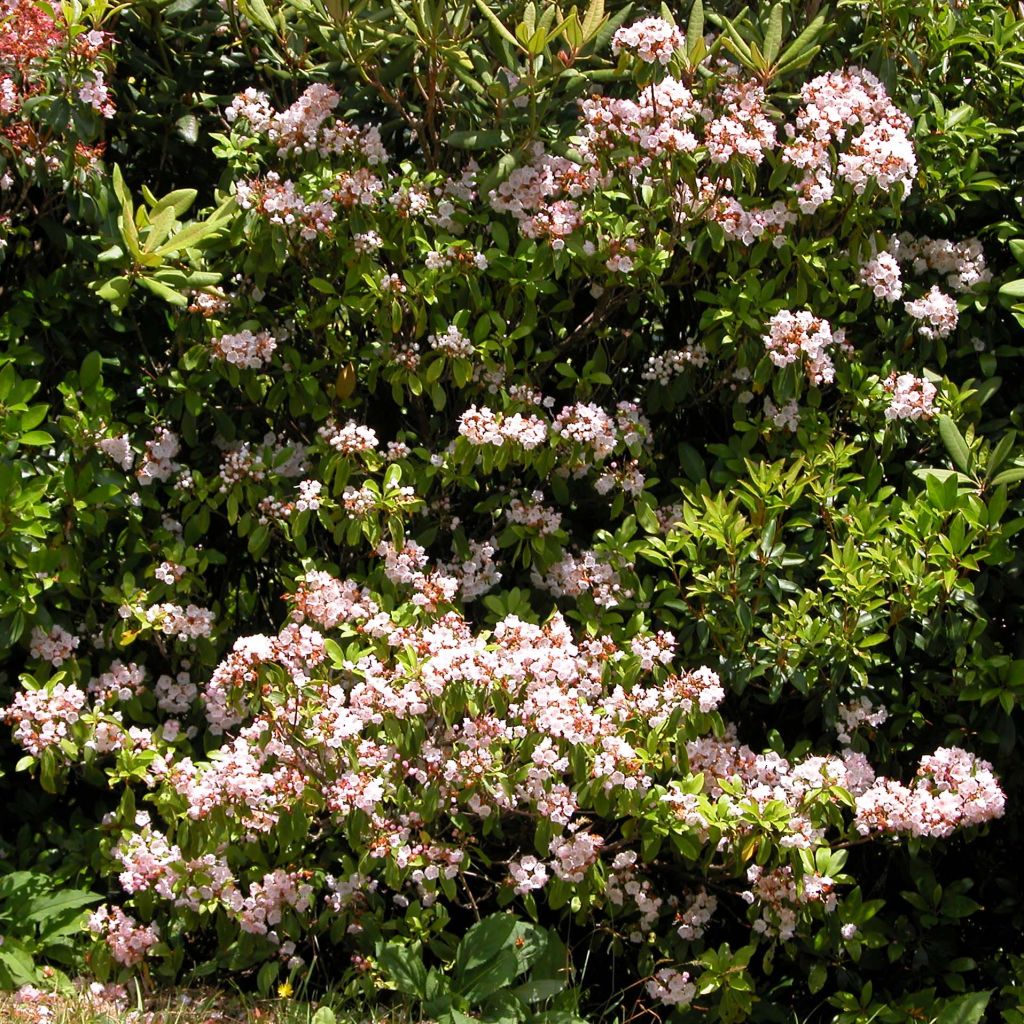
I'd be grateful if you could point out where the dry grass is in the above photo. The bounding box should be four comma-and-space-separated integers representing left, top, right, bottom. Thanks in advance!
0, 986, 344, 1024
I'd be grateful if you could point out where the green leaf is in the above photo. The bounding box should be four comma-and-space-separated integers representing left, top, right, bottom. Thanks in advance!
474, 0, 524, 50
580, 0, 604, 40
378, 941, 428, 999
25, 890, 103, 924
774, 10, 825, 69
240, 0, 278, 33
311, 1009, 337, 1024
176, 114, 200, 144
445, 129, 509, 150
938, 415, 972, 473
933, 991, 992, 1024
686, 0, 703, 47
150, 188, 198, 219
991, 467, 1024, 487
998, 279, 1024, 300
19, 431, 54, 446
80, 352, 102, 390
762, 3, 783, 64
138, 276, 188, 306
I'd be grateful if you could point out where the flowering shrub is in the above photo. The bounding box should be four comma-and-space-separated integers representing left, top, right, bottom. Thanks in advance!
3, 0, 1024, 1021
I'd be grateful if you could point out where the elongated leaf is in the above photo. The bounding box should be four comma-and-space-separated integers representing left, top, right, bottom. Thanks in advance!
775, 10, 825, 68
992, 467, 1024, 487
686, 0, 703, 50
580, 0, 604, 39
153, 217, 225, 256
763, 3, 783, 64
987, 430, 1017, 478
720, 16, 752, 62
240, 0, 278, 33
474, 0, 523, 49
938, 414, 972, 473
25, 890, 102, 923
138, 276, 189, 306
143, 206, 177, 252
150, 188, 198, 218
934, 991, 992, 1024
445, 128, 508, 149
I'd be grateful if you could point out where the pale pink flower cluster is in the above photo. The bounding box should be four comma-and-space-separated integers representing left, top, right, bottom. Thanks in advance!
0, 77, 18, 117
642, 344, 708, 384
155, 670, 197, 714
611, 16, 683, 64
97, 433, 134, 470
608, 852, 662, 933
458, 405, 548, 449
89, 660, 146, 703
854, 747, 1005, 838
549, 831, 603, 882
168, 730, 301, 830
319, 418, 379, 455
488, 151, 597, 246
336, 168, 386, 209
763, 396, 800, 432
143, 602, 215, 641
890, 233, 990, 293
428, 324, 473, 358
762, 310, 845, 385
155, 560, 186, 584
645, 968, 695, 1006
903, 285, 959, 339
388, 184, 431, 218
235, 869, 313, 937
595, 458, 645, 497
227, 84, 386, 163
786, 68, 916, 197
218, 434, 307, 491
79, 71, 115, 118
705, 79, 777, 165
189, 289, 231, 317
113, 814, 180, 894
1, 681, 87, 755
859, 251, 903, 302
289, 479, 321, 513
709, 196, 796, 246
507, 491, 563, 535
742, 864, 836, 940
441, 537, 502, 601
508, 854, 549, 895
579, 79, 699, 170
29, 624, 80, 665
210, 329, 277, 369
137, 428, 180, 485
341, 484, 378, 517
675, 888, 718, 940
836, 697, 888, 744
378, 540, 460, 611
87, 905, 160, 966
551, 401, 640, 460
592, 734, 652, 793
629, 630, 676, 671
12, 982, 128, 1022
291, 572, 380, 630
235, 173, 338, 240
324, 871, 378, 917
882, 372, 937, 421
202, 625, 327, 735
533, 549, 629, 608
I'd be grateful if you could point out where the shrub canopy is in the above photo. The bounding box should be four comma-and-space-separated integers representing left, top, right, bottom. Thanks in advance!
2, 0, 1024, 1021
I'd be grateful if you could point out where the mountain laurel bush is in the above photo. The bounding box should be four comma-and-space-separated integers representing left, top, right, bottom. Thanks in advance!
3, 0, 1024, 1020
